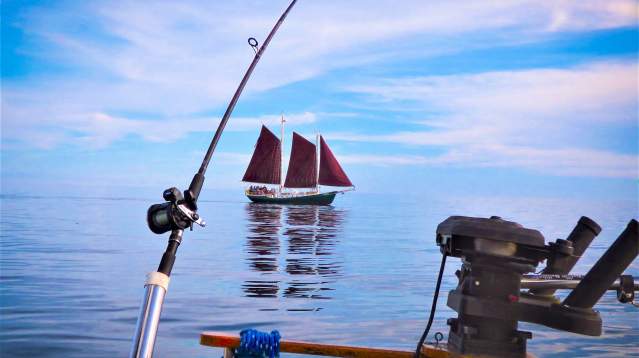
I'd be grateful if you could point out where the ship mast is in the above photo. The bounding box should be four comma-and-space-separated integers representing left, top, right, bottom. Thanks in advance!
316, 132, 320, 193
280, 114, 285, 194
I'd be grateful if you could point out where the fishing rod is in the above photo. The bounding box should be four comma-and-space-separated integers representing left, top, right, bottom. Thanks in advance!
130, 1, 298, 357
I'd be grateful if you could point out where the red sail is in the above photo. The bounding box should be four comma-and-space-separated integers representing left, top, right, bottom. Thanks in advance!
284, 132, 317, 188
242, 125, 281, 184
319, 136, 353, 187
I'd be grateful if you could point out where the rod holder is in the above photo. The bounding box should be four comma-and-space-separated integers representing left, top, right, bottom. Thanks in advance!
530, 216, 601, 296
130, 272, 171, 358
563, 219, 638, 309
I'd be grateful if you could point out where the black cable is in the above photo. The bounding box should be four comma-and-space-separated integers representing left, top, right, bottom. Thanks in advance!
414, 253, 447, 358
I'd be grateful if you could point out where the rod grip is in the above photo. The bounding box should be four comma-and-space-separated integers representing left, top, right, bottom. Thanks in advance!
157, 238, 180, 276
563, 219, 638, 309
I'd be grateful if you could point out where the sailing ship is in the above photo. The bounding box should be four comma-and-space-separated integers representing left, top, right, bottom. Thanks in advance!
242, 117, 353, 205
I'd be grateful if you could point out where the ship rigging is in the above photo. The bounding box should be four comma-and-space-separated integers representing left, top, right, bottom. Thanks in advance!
242, 116, 353, 205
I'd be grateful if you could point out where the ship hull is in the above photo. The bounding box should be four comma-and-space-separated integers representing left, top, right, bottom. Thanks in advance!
246, 191, 337, 205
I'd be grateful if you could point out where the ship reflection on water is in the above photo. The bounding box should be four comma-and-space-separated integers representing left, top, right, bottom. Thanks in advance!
243, 203, 346, 309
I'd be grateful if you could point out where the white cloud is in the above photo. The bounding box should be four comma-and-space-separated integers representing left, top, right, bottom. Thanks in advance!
544, 1, 638, 32
2, 1, 637, 181
30, 1, 637, 96
3, 0, 637, 148
338, 154, 433, 166
228, 112, 316, 131
209, 152, 252, 166
324, 148, 637, 178
338, 61, 638, 178
0, 110, 316, 149
348, 61, 636, 127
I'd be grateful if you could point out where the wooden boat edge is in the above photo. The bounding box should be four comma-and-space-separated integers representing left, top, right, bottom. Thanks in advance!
200, 331, 455, 357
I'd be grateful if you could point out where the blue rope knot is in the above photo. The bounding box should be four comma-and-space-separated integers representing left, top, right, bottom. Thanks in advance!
235, 329, 281, 358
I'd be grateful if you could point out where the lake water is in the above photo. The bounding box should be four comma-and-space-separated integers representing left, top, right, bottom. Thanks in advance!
1, 192, 637, 357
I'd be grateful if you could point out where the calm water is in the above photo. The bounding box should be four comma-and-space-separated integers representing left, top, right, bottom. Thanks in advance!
0, 192, 637, 357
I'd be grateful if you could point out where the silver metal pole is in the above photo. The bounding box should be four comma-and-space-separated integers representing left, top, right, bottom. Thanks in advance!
315, 132, 320, 193
280, 114, 285, 194
521, 278, 637, 290
130, 273, 170, 358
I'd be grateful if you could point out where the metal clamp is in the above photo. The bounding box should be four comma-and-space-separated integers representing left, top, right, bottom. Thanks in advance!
176, 203, 206, 227
617, 275, 636, 305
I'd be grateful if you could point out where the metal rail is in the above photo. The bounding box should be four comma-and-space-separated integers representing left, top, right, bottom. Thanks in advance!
521, 275, 638, 291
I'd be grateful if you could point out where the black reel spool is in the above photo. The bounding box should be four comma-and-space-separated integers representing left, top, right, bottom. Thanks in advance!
435, 216, 638, 358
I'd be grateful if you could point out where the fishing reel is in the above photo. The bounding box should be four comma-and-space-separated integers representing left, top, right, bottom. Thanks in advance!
434, 216, 638, 357
147, 187, 206, 235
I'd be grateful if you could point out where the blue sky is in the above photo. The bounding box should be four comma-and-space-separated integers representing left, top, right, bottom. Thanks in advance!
1, 0, 638, 200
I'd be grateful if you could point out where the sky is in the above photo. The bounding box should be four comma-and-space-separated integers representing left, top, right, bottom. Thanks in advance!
1, 0, 638, 201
